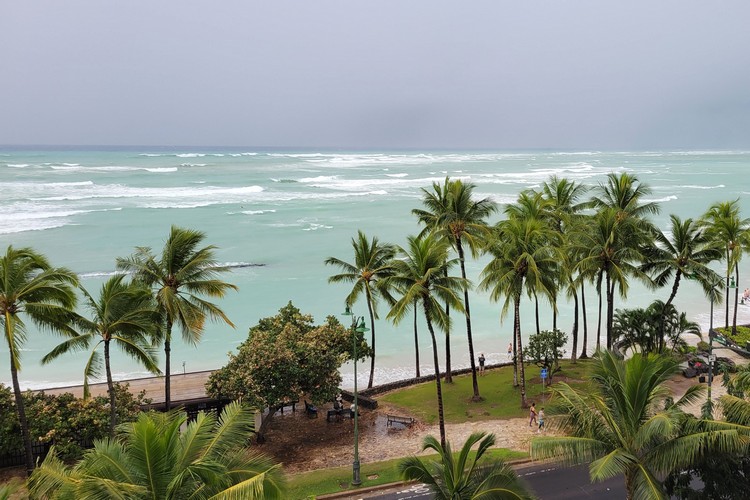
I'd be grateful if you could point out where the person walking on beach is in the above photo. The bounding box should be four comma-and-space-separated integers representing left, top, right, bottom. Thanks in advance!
537, 407, 545, 433
529, 402, 537, 427
478, 353, 486, 375
507, 342, 513, 360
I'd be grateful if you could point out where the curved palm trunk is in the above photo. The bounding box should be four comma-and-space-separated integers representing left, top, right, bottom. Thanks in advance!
660, 271, 682, 353
571, 288, 579, 362
534, 293, 540, 336
444, 302, 452, 383
366, 293, 376, 389
732, 263, 740, 335
580, 283, 589, 359
512, 312, 519, 388
514, 296, 528, 408
596, 283, 603, 352
7, 334, 33, 475
413, 302, 420, 378
104, 338, 117, 437
164, 319, 172, 411
725, 248, 731, 329
456, 241, 480, 400
552, 296, 558, 331
423, 300, 446, 447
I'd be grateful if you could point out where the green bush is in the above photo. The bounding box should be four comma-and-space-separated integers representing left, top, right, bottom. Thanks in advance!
716, 326, 750, 348
696, 341, 710, 353
0, 383, 149, 460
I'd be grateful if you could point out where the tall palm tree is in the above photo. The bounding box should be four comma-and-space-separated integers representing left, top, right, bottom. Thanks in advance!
117, 226, 237, 410
641, 214, 722, 351
0, 246, 78, 474
531, 350, 748, 499
325, 230, 396, 389
398, 432, 534, 500
28, 401, 286, 499
480, 217, 558, 408
41, 275, 161, 435
701, 200, 750, 334
413, 177, 497, 401
386, 234, 466, 446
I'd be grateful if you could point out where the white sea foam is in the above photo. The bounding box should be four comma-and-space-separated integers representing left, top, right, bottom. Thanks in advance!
180, 163, 207, 167
176, 153, 206, 158
7, 163, 30, 168
677, 184, 725, 190
385, 173, 409, 178
645, 195, 678, 203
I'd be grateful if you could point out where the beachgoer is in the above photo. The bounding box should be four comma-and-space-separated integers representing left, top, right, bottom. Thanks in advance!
743, 288, 749, 304
529, 402, 537, 427
478, 353, 486, 375
507, 342, 513, 360
538, 407, 545, 433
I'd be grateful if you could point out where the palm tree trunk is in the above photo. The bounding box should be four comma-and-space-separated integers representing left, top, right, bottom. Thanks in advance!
423, 301, 446, 447
456, 241, 481, 400
534, 293, 540, 336
165, 319, 172, 411
515, 296, 528, 408
725, 248, 731, 329
732, 263, 740, 335
552, 295, 558, 331
661, 272, 682, 353
606, 271, 614, 350
596, 284, 603, 352
512, 311, 519, 387
9, 348, 34, 475
104, 339, 117, 437
366, 294, 376, 389
571, 288, 579, 362
580, 283, 588, 359
413, 302, 420, 378
444, 299, 452, 384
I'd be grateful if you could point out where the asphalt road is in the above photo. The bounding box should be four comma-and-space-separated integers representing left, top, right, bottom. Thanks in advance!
363, 463, 625, 500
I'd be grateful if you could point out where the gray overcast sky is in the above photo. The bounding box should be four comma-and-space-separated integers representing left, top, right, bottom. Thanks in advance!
2, 1, 749, 149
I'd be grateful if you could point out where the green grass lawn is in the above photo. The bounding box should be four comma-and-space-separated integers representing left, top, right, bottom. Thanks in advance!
380, 360, 591, 424
286, 448, 528, 499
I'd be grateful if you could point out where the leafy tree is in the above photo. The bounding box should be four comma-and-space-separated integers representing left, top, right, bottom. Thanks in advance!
525, 329, 567, 383
117, 226, 237, 410
531, 350, 748, 499
612, 301, 701, 356
480, 216, 558, 407
413, 177, 496, 400
206, 302, 364, 442
398, 432, 534, 500
41, 275, 160, 435
28, 401, 286, 500
0, 246, 79, 474
386, 234, 466, 447
325, 230, 396, 389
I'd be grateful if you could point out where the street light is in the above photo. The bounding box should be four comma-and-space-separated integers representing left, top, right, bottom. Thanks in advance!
342, 305, 368, 487
705, 276, 736, 415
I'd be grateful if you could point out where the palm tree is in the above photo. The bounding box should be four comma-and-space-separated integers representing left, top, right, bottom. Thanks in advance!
41, 275, 161, 435
386, 234, 466, 446
28, 401, 286, 499
480, 217, 558, 407
0, 246, 78, 474
641, 214, 722, 351
701, 200, 750, 334
413, 177, 497, 400
398, 432, 534, 500
117, 226, 237, 410
325, 230, 396, 389
531, 350, 748, 499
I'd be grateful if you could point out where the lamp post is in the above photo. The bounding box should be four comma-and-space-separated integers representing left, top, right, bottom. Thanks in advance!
705, 276, 736, 414
342, 306, 368, 487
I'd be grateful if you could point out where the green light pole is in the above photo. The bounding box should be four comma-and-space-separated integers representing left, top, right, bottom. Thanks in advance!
704, 275, 735, 416
342, 306, 368, 487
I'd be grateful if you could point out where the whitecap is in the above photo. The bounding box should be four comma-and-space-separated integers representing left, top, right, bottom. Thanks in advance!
7, 163, 30, 168
385, 173, 408, 178
677, 184, 725, 190
645, 195, 678, 203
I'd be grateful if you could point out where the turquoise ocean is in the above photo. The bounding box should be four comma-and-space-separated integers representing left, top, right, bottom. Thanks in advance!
2, 148, 750, 391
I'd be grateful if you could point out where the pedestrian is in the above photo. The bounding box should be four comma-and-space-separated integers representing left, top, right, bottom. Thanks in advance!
478, 353, 486, 375
507, 342, 513, 360
538, 407, 545, 433
529, 402, 537, 427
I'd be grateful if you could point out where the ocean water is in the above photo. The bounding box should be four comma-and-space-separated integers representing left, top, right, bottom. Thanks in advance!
2, 148, 750, 391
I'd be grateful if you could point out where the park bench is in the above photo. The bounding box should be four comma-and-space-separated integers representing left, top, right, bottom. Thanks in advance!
304, 400, 318, 418
386, 414, 415, 428
327, 406, 357, 422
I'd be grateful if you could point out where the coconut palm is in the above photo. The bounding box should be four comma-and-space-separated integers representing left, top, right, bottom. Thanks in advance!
325, 230, 396, 389
480, 217, 558, 407
701, 200, 750, 334
117, 226, 237, 410
0, 246, 78, 474
386, 234, 466, 446
531, 350, 748, 499
41, 274, 161, 435
641, 214, 722, 351
398, 432, 535, 500
28, 401, 286, 499
413, 177, 496, 400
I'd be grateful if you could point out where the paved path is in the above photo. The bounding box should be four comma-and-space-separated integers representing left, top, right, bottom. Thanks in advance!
40, 370, 215, 404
